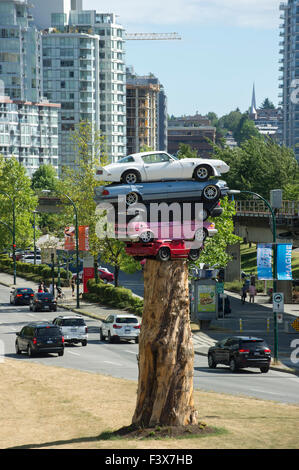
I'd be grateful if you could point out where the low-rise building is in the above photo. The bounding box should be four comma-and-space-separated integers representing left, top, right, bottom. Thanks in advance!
167, 114, 216, 158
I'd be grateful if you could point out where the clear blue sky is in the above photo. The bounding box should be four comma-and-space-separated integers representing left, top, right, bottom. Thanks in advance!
84, 0, 281, 118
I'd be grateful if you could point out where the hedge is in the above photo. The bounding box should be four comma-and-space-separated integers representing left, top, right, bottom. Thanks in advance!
0, 256, 71, 287
83, 278, 143, 316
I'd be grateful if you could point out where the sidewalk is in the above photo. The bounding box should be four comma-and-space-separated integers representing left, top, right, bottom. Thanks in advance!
0, 272, 298, 376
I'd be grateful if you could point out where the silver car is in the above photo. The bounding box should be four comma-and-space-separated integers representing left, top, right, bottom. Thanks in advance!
100, 314, 141, 343
53, 315, 88, 346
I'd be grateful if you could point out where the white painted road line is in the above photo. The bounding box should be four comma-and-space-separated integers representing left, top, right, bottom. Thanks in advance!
103, 361, 123, 366
66, 351, 81, 356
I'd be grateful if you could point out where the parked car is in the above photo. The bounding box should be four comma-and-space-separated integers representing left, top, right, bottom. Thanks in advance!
21, 254, 42, 264
95, 151, 229, 184
72, 267, 114, 284
116, 220, 217, 244
100, 314, 141, 343
15, 322, 64, 357
52, 315, 88, 346
95, 178, 228, 208
29, 292, 57, 312
125, 239, 201, 262
10, 287, 34, 305
207, 336, 271, 373
98, 267, 114, 283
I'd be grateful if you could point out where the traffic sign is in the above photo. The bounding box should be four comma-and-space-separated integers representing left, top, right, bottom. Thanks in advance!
273, 292, 284, 313
292, 318, 299, 332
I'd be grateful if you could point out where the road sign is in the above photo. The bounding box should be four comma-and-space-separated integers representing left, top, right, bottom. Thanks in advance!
292, 317, 299, 332
273, 292, 284, 313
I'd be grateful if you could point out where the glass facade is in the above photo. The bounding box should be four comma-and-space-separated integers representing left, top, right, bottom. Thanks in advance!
42, 33, 100, 169
0, 98, 60, 176
280, 0, 299, 162
0, 0, 42, 102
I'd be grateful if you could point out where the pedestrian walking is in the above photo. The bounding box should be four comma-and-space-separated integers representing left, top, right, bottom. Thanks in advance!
241, 283, 247, 304
38, 282, 43, 293
43, 284, 49, 293
249, 284, 257, 303
71, 278, 75, 297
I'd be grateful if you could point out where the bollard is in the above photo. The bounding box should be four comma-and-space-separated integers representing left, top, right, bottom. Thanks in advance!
239, 318, 243, 333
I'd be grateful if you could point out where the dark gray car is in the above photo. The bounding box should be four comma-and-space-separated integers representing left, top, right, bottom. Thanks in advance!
15, 322, 64, 357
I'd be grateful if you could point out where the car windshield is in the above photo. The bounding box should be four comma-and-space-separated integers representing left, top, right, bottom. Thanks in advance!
17, 288, 33, 293
116, 317, 138, 324
61, 319, 85, 326
118, 156, 135, 164
36, 327, 61, 337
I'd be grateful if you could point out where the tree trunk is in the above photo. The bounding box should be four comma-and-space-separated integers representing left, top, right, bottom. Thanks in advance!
132, 259, 198, 428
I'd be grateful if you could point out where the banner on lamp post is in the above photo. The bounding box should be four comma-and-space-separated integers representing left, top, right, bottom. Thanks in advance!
277, 244, 293, 280
64, 225, 89, 252
257, 243, 273, 280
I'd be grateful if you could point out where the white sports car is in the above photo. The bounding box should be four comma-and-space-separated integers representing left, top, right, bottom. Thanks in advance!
95, 151, 229, 185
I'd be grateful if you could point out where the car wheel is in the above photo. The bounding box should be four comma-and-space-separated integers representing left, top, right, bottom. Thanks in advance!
122, 170, 140, 185
58, 350, 64, 357
202, 184, 220, 202
208, 353, 217, 369
194, 227, 208, 243
15, 341, 21, 355
126, 192, 139, 206
81, 340, 87, 346
229, 358, 238, 372
135, 337, 139, 344
260, 366, 270, 373
156, 247, 171, 262
28, 345, 34, 357
188, 249, 200, 261
108, 332, 113, 343
194, 164, 212, 182
139, 230, 155, 243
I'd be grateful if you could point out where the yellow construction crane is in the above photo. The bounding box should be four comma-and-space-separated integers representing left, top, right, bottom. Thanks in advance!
125, 32, 181, 41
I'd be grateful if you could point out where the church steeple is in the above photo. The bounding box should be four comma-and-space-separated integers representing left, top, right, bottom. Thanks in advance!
250, 83, 257, 119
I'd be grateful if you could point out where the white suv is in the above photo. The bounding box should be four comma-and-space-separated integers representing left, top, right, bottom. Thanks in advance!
53, 315, 88, 346
100, 314, 141, 343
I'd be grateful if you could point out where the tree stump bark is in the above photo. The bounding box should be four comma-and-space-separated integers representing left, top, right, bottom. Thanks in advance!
132, 259, 198, 428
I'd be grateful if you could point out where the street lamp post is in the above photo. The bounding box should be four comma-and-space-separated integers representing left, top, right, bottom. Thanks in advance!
228, 189, 278, 363
0, 191, 16, 285
42, 190, 80, 308
32, 210, 38, 265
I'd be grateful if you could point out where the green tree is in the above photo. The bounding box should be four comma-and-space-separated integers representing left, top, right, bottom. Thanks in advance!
218, 109, 243, 135
177, 143, 198, 159
31, 164, 61, 234
233, 115, 260, 146
213, 137, 299, 200
58, 121, 109, 279
260, 98, 275, 109
99, 237, 141, 287
0, 156, 38, 251
196, 197, 241, 268
31, 164, 58, 192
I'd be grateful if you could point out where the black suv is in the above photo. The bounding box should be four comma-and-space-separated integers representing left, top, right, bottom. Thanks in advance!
10, 287, 34, 305
29, 293, 57, 312
208, 336, 271, 373
15, 322, 64, 357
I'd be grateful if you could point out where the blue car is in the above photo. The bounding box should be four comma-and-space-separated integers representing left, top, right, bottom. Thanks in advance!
94, 179, 228, 208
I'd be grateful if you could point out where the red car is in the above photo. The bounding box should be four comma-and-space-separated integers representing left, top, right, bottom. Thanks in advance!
125, 239, 201, 262
98, 267, 114, 283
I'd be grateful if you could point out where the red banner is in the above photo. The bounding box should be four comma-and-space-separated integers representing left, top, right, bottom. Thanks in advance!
64, 226, 89, 251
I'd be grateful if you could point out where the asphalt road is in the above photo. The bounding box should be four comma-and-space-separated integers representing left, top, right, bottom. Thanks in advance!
1, 285, 299, 404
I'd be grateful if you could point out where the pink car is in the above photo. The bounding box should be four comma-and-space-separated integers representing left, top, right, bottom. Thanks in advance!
116, 220, 217, 244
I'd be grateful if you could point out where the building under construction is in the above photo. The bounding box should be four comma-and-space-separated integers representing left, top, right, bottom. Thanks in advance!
126, 68, 168, 154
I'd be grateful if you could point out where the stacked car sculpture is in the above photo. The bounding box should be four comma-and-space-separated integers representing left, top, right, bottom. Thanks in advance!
95, 151, 229, 262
